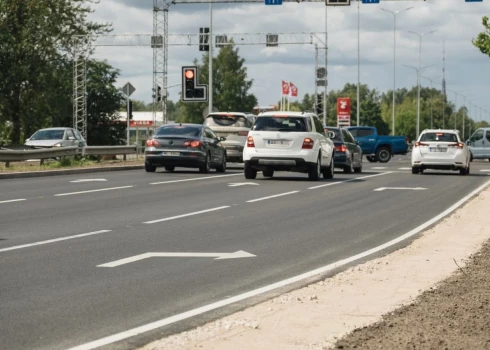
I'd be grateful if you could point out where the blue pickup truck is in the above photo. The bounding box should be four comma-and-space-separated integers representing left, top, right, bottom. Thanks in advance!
346, 126, 409, 163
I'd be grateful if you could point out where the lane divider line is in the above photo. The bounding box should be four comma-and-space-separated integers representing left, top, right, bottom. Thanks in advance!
143, 206, 230, 224
246, 191, 299, 203
0, 198, 26, 204
65, 178, 490, 350
54, 186, 134, 197
308, 171, 394, 190
150, 173, 242, 185
0, 230, 112, 253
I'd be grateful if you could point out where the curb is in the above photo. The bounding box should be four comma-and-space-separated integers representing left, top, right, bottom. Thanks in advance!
0, 165, 144, 180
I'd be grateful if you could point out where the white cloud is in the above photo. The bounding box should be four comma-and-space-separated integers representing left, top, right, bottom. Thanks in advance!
87, 0, 490, 115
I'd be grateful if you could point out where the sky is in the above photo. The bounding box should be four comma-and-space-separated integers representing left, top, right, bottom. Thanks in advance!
87, 0, 490, 119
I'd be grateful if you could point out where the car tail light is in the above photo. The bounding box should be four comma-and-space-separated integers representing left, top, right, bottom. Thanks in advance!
183, 140, 202, 148
335, 144, 347, 152
302, 138, 314, 149
247, 136, 255, 147
448, 142, 465, 149
145, 139, 161, 147
238, 131, 249, 136
414, 141, 429, 147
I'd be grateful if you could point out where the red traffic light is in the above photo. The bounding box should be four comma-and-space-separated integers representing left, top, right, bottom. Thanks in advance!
184, 69, 194, 79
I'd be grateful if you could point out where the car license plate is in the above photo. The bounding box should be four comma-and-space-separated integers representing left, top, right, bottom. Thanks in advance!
163, 151, 180, 156
429, 147, 447, 152
268, 140, 287, 145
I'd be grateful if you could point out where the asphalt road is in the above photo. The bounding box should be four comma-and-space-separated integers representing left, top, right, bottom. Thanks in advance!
1, 157, 490, 350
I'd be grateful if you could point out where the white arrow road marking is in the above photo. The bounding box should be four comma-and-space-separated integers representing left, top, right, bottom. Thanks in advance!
0, 198, 26, 204
70, 179, 107, 183
54, 186, 133, 196
228, 182, 259, 187
143, 206, 230, 224
97, 250, 256, 267
308, 171, 393, 190
374, 187, 427, 192
0, 230, 112, 253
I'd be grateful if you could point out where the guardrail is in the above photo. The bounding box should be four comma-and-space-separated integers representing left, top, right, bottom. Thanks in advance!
0, 145, 138, 167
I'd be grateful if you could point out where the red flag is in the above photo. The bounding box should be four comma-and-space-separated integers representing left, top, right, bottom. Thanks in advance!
289, 82, 298, 97
282, 80, 290, 95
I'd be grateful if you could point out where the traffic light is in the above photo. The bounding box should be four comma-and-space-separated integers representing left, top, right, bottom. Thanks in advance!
199, 27, 209, 52
181, 66, 208, 102
128, 100, 133, 120
157, 86, 162, 102
316, 93, 323, 115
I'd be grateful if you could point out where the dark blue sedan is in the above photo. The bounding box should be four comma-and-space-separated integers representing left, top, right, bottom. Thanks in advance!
144, 123, 227, 173
325, 126, 363, 173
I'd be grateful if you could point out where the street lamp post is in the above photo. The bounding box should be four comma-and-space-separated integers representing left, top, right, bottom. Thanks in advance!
420, 75, 442, 129
381, 6, 413, 136
401, 64, 435, 139
408, 30, 437, 139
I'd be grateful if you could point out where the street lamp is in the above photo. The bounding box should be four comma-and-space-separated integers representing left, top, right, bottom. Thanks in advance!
381, 6, 414, 136
420, 75, 442, 129
408, 30, 437, 139
401, 64, 435, 139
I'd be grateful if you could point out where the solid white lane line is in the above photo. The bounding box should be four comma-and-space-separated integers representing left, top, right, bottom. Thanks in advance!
308, 171, 393, 190
398, 167, 411, 170
0, 230, 112, 253
480, 169, 490, 172
246, 191, 299, 203
371, 167, 387, 169
54, 186, 133, 197
143, 206, 230, 224
150, 173, 241, 185
66, 179, 490, 350
0, 199, 26, 204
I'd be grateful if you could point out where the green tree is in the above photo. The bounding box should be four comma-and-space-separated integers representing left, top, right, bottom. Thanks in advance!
472, 16, 490, 56
0, 0, 109, 143
177, 44, 258, 123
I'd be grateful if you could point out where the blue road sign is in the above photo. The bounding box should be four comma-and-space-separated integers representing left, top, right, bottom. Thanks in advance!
265, 0, 282, 4
465, 0, 482, 2
362, 0, 380, 3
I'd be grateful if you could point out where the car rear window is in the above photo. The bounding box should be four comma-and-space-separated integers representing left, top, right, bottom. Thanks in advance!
252, 116, 309, 132
155, 125, 201, 137
204, 114, 251, 128
325, 128, 342, 141
30, 130, 65, 140
420, 132, 458, 142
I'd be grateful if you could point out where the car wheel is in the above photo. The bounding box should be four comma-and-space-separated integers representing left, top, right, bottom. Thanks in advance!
263, 170, 274, 178
145, 161, 157, 173
199, 153, 211, 173
460, 166, 468, 175
376, 147, 391, 163
164, 166, 175, 172
322, 154, 334, 179
412, 167, 419, 174
244, 162, 257, 179
216, 155, 226, 173
366, 156, 378, 163
353, 156, 362, 173
343, 157, 354, 174
308, 154, 321, 181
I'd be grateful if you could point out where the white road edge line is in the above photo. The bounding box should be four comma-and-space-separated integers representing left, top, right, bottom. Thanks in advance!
66, 178, 490, 350
143, 206, 230, 224
0, 230, 112, 253
0, 198, 26, 204
246, 191, 299, 203
150, 173, 242, 185
54, 186, 134, 197
308, 171, 393, 190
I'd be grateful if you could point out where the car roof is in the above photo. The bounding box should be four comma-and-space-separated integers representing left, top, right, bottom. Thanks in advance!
421, 129, 459, 134
163, 123, 203, 128
37, 127, 72, 131
206, 112, 247, 117
257, 111, 315, 117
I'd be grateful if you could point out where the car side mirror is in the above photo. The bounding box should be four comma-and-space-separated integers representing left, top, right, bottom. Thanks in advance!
326, 131, 335, 139
355, 140, 360, 145
219, 136, 226, 141
25, 138, 30, 142
68, 136, 75, 140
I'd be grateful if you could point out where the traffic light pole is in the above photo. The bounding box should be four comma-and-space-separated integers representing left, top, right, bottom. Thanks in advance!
126, 96, 130, 145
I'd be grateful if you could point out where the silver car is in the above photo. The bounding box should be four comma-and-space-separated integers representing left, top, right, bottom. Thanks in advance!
25, 127, 86, 148
203, 112, 252, 163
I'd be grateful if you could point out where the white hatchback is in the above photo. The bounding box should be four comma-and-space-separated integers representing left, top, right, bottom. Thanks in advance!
242, 111, 335, 180
411, 129, 470, 175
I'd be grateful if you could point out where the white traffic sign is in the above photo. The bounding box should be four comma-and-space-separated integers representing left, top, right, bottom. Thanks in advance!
228, 183, 259, 187
70, 179, 107, 183
98, 250, 256, 267
374, 187, 427, 192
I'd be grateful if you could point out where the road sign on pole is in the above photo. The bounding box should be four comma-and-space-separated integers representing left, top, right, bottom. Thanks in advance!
362, 0, 380, 3
465, 0, 482, 2
265, 0, 282, 4
122, 82, 136, 145
122, 82, 135, 97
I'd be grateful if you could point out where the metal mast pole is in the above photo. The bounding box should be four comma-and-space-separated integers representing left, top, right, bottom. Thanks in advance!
357, 0, 360, 127
209, 0, 213, 114
323, 3, 328, 127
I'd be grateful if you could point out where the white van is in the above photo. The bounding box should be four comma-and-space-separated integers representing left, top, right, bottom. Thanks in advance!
467, 127, 490, 161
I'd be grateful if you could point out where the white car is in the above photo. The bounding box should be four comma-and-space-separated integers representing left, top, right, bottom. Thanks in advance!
242, 111, 335, 180
411, 129, 470, 175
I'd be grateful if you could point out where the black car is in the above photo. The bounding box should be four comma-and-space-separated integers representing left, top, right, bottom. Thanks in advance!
144, 123, 227, 173
325, 126, 363, 173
